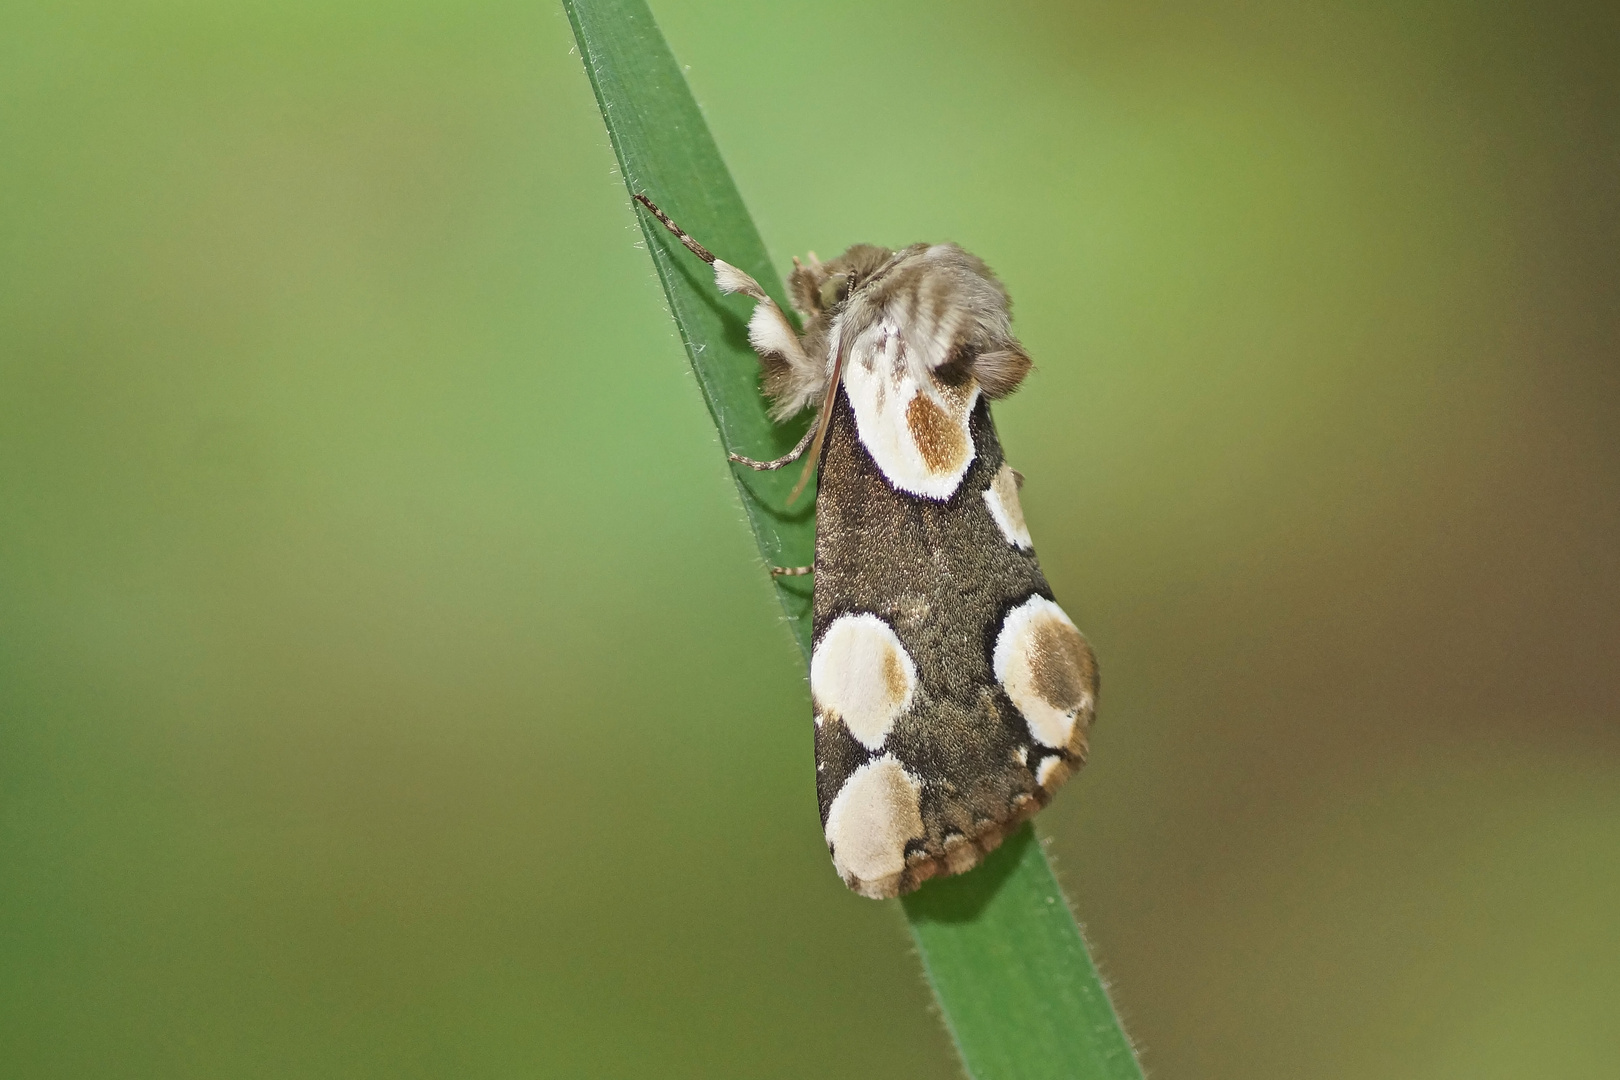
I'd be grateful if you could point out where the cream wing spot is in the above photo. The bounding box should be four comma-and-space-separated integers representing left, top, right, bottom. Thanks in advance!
810, 614, 917, 751
840, 318, 979, 500
824, 755, 925, 897
983, 463, 1033, 549
1035, 756, 1069, 789
994, 596, 1098, 749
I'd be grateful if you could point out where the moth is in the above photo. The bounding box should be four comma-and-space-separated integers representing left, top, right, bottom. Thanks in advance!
636, 195, 1099, 899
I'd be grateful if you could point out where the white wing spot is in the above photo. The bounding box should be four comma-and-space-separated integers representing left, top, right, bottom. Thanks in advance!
811, 614, 917, 751
1035, 756, 1068, 789
983, 463, 1033, 549
824, 754, 924, 895
840, 319, 979, 500
993, 596, 1096, 749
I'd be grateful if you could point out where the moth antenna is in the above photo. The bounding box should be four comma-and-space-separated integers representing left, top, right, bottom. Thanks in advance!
633, 193, 716, 265
786, 336, 847, 506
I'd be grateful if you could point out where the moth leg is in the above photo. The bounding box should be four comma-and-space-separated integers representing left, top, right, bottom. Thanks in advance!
633, 193, 822, 423
634, 193, 766, 295
729, 421, 817, 471
632, 193, 717, 261
770, 565, 813, 577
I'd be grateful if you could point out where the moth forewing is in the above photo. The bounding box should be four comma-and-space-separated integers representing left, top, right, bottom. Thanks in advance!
634, 196, 1099, 899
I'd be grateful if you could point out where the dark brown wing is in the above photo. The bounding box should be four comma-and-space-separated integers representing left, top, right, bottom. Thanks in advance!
809, 387, 1098, 899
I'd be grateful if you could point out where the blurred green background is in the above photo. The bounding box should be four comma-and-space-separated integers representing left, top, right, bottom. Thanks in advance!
3, 0, 1617, 1076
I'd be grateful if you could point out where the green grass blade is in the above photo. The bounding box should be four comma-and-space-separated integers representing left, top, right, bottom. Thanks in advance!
904, 825, 1142, 1079
563, 3, 1143, 1076
562, 0, 814, 654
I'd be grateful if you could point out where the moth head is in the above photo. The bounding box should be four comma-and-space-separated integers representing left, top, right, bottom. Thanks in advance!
818, 273, 851, 311
789, 244, 895, 319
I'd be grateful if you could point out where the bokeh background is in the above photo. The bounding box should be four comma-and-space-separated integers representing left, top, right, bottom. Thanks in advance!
3, 0, 1617, 1076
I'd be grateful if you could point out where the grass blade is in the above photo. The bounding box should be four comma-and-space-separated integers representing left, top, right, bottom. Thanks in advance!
904, 826, 1142, 1079
562, 0, 814, 652
562, 2, 1143, 1075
